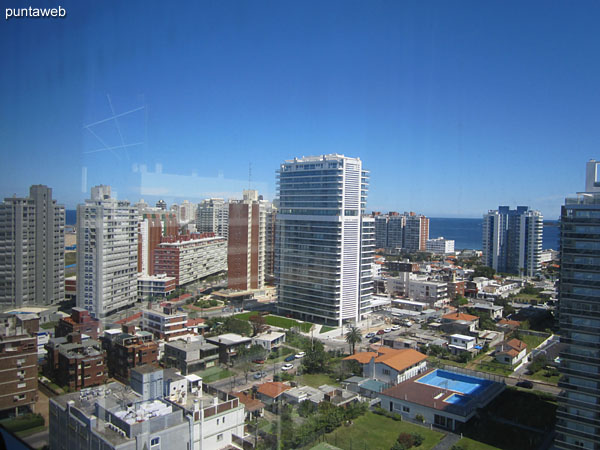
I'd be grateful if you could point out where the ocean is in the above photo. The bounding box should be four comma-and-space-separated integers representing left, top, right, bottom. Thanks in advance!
430, 217, 560, 251
66, 211, 560, 251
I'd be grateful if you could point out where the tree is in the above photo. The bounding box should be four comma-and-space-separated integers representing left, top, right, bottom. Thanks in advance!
451, 295, 469, 307
249, 314, 268, 336
345, 325, 362, 355
223, 317, 252, 336
472, 265, 496, 279
302, 340, 330, 374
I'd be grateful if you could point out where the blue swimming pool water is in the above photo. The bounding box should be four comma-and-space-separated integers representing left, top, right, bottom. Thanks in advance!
443, 393, 470, 406
416, 369, 492, 396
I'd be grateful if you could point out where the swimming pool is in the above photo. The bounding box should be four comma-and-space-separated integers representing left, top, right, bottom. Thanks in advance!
443, 393, 471, 406
416, 369, 492, 396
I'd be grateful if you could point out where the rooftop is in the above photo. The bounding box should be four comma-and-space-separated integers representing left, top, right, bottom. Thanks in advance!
442, 312, 479, 322
256, 381, 291, 398
344, 348, 427, 373
208, 333, 252, 345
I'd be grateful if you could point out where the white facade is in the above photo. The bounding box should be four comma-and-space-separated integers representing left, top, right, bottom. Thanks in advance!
196, 198, 229, 239
0, 185, 65, 309
252, 331, 285, 352
76, 185, 138, 319
408, 279, 449, 306
426, 237, 455, 254
276, 154, 374, 325
448, 334, 476, 355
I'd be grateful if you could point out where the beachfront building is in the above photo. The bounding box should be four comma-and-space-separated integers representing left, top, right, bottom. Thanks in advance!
555, 160, 600, 449
275, 154, 374, 326
482, 206, 543, 277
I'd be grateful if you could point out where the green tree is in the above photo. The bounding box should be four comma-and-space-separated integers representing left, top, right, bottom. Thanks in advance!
223, 317, 252, 336
472, 265, 496, 279
345, 325, 362, 355
302, 340, 330, 373
249, 314, 268, 336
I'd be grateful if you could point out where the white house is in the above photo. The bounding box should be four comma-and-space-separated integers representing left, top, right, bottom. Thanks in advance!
252, 331, 285, 352
343, 348, 428, 385
495, 339, 527, 365
448, 334, 476, 356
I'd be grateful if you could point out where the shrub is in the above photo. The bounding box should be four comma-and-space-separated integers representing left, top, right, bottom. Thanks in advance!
415, 413, 425, 423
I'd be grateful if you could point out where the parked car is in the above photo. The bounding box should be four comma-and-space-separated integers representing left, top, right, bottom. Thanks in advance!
383, 328, 392, 333
253, 371, 267, 380
281, 363, 294, 371
376, 329, 385, 335
252, 359, 265, 364
391, 325, 400, 331
295, 352, 306, 359
369, 337, 381, 343
516, 380, 534, 389
284, 355, 296, 362
365, 332, 375, 339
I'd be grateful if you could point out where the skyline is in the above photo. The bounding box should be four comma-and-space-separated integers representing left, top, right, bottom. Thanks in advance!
2, 1, 600, 218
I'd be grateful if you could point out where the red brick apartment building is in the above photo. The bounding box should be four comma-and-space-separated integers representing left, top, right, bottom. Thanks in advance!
102, 324, 158, 383
0, 313, 39, 417
44, 333, 107, 390
55, 307, 101, 340
228, 195, 262, 290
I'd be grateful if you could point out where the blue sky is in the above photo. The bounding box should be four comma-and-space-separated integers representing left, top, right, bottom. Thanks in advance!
1, 1, 599, 219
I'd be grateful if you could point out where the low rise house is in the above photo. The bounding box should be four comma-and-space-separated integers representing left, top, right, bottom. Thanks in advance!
471, 302, 503, 320
233, 391, 265, 420
342, 377, 387, 399
343, 347, 428, 385
252, 331, 285, 352
495, 339, 527, 365
441, 312, 479, 334
206, 333, 252, 364
282, 385, 324, 405
448, 334, 477, 356
255, 381, 291, 406
163, 337, 219, 374
101, 325, 159, 382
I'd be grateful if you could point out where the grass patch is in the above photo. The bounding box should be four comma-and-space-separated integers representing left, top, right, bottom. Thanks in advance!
469, 357, 514, 376
527, 369, 559, 385
516, 333, 547, 351
296, 373, 340, 388
319, 326, 336, 334
196, 367, 234, 383
40, 321, 57, 330
0, 414, 44, 433
454, 437, 502, 450
15, 424, 47, 438
234, 313, 313, 332
321, 411, 443, 450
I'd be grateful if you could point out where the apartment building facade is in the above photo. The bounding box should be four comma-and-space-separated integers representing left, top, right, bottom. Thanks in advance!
275, 154, 374, 326
76, 185, 138, 319
196, 198, 229, 239
0, 185, 65, 309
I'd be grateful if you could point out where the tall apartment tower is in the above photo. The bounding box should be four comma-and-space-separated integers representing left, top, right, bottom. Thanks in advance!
403, 212, 429, 252
0, 185, 65, 309
77, 185, 138, 319
482, 206, 543, 277
555, 160, 600, 449
374, 212, 406, 250
137, 210, 178, 275
275, 154, 374, 326
228, 190, 267, 290
264, 202, 277, 281
196, 198, 229, 239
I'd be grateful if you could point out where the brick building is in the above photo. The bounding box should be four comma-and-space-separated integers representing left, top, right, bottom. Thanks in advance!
102, 325, 159, 383
0, 313, 39, 417
142, 304, 188, 341
44, 333, 107, 390
55, 307, 101, 340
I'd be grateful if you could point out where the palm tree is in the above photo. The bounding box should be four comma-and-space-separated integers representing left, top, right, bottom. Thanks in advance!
345, 325, 362, 355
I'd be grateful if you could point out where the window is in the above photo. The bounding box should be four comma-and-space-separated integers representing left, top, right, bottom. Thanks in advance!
402, 406, 410, 412
382, 369, 390, 375
217, 434, 223, 442
17, 383, 26, 389
150, 437, 160, 449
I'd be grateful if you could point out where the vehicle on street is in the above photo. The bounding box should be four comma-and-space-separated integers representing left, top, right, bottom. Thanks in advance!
369, 337, 381, 343
391, 325, 400, 331
284, 355, 296, 362
295, 352, 305, 359
365, 332, 375, 338
253, 371, 267, 380
252, 359, 265, 364
376, 329, 385, 335
383, 328, 392, 333
281, 363, 294, 371
516, 380, 534, 389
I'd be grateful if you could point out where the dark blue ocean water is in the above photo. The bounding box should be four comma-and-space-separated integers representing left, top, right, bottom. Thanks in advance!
429, 218, 560, 251
66, 210, 560, 251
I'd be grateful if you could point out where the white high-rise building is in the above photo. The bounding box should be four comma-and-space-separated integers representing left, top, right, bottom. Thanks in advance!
482, 206, 543, 277
0, 185, 65, 309
196, 198, 229, 239
76, 185, 138, 319
275, 154, 374, 326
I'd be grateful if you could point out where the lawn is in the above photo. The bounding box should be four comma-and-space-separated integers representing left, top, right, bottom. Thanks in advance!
527, 368, 559, 385
234, 313, 313, 332
319, 411, 444, 450
296, 373, 340, 388
517, 333, 547, 351
469, 357, 514, 376
320, 326, 336, 334
40, 321, 58, 330
196, 366, 234, 383
0, 414, 44, 434
454, 437, 502, 450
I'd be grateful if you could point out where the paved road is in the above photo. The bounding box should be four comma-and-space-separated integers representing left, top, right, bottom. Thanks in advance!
22, 429, 48, 449
208, 358, 304, 392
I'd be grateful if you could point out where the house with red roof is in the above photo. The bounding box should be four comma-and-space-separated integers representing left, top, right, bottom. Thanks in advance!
495, 338, 527, 365
344, 347, 428, 385
255, 381, 292, 406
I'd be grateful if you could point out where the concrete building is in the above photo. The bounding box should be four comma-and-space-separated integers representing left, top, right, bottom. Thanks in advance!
228, 190, 267, 291
0, 313, 39, 417
448, 334, 477, 356
0, 185, 65, 309
206, 333, 252, 364
482, 206, 543, 277
403, 213, 429, 253
374, 212, 405, 250
408, 279, 449, 306
137, 210, 178, 275
264, 202, 277, 281
49, 365, 245, 450
77, 185, 138, 319
426, 237, 455, 254
251, 331, 285, 352
276, 154, 374, 326
142, 305, 189, 342
495, 338, 527, 366
555, 160, 600, 449
137, 273, 177, 300
163, 338, 219, 375
153, 234, 227, 286
196, 198, 229, 239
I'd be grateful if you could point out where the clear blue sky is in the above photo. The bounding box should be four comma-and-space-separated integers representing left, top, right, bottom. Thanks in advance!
1, 1, 599, 219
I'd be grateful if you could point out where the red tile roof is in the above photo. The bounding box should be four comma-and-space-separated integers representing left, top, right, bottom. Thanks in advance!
442, 312, 479, 322
232, 391, 265, 412
257, 382, 291, 399
344, 348, 427, 373
115, 312, 143, 325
